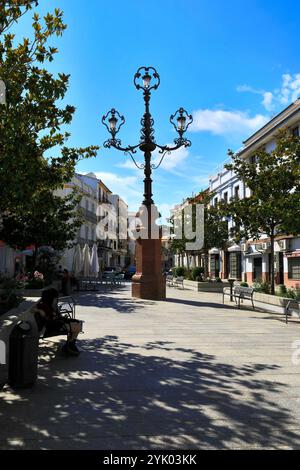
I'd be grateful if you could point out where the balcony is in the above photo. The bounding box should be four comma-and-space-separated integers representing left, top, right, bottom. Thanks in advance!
82, 209, 98, 225
98, 239, 113, 251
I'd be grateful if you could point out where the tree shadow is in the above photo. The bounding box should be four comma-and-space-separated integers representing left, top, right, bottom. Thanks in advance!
166, 297, 234, 310
0, 336, 299, 450
72, 290, 155, 315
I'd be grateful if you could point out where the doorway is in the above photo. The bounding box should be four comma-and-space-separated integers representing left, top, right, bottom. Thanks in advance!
278, 252, 284, 285
253, 257, 262, 281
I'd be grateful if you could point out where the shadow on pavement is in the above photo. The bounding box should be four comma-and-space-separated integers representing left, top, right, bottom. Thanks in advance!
0, 335, 298, 450
166, 297, 233, 310
72, 288, 156, 315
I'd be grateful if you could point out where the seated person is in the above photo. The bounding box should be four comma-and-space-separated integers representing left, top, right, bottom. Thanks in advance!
56, 265, 64, 280
34, 288, 82, 356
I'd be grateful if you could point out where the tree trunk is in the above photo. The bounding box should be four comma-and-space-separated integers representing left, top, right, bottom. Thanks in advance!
204, 252, 209, 278
270, 234, 275, 295
186, 252, 190, 272
33, 246, 38, 270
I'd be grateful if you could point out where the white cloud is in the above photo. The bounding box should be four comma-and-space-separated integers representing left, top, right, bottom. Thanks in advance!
117, 159, 137, 170
117, 144, 190, 173
237, 73, 300, 111
152, 145, 189, 171
190, 109, 269, 137
279, 73, 300, 104
237, 85, 261, 94
91, 171, 142, 211
262, 92, 274, 111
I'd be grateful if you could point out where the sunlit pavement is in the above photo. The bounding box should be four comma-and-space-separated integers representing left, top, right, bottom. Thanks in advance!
1, 283, 300, 450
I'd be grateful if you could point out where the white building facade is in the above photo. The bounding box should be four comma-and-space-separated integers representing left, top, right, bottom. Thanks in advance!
208, 98, 300, 289
108, 194, 129, 268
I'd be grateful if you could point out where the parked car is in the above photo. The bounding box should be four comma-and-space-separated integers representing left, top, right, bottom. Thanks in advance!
103, 266, 122, 274
125, 265, 136, 280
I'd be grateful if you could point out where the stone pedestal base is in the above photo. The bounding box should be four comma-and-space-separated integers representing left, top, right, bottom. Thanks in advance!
132, 238, 166, 301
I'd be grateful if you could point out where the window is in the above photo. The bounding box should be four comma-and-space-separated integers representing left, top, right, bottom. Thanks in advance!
229, 252, 242, 279
223, 192, 228, 203
234, 186, 240, 199
210, 255, 220, 278
214, 197, 218, 206
288, 258, 300, 280
250, 155, 256, 164
292, 126, 299, 137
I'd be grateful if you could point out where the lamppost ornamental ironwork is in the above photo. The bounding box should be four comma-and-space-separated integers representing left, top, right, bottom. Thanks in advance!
102, 67, 193, 300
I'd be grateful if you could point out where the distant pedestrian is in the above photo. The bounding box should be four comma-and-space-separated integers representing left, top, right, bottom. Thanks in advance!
61, 269, 72, 296
56, 265, 64, 280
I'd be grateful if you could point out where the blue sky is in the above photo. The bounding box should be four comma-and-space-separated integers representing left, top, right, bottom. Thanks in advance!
12, 0, 300, 219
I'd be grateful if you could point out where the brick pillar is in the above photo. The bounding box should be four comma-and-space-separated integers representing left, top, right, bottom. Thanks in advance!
132, 237, 166, 300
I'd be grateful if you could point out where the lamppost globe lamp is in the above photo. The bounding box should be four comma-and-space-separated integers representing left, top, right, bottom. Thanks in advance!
102, 67, 192, 300
142, 72, 152, 89
109, 115, 118, 132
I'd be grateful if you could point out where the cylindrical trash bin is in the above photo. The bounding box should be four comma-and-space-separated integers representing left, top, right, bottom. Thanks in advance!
8, 321, 39, 389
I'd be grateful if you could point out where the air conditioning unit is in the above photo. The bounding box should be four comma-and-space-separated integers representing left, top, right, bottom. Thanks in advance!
256, 242, 270, 252
262, 242, 271, 251
278, 239, 292, 251
241, 243, 249, 253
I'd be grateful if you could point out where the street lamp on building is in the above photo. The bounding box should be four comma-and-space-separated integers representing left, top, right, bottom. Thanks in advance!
102, 66, 193, 300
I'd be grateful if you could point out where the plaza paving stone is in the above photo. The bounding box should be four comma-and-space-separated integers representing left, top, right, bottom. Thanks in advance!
1, 284, 300, 450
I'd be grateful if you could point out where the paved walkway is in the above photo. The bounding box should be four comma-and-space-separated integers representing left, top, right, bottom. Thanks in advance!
1, 284, 300, 450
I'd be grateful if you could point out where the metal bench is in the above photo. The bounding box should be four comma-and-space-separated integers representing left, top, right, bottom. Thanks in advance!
173, 276, 184, 290
78, 277, 102, 291
233, 286, 255, 310
166, 275, 174, 287
35, 296, 84, 340
115, 273, 125, 286
285, 300, 300, 324
102, 273, 116, 288
57, 296, 76, 319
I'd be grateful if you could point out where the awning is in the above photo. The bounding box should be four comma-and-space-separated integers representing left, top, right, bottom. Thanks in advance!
228, 244, 241, 253
245, 252, 263, 258
209, 248, 220, 255
287, 252, 300, 258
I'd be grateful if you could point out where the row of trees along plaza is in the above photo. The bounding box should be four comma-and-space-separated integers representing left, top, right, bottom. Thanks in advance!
1, 2, 300, 299
0, 1, 99, 270
171, 131, 300, 296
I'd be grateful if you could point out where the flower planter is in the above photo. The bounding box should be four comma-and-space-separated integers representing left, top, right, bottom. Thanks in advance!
0, 282, 59, 299
183, 280, 230, 293
253, 292, 294, 308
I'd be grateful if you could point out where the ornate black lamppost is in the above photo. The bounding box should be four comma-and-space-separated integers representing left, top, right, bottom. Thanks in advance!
102, 66, 193, 300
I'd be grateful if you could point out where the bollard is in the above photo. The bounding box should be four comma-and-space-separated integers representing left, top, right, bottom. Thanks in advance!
8, 321, 39, 389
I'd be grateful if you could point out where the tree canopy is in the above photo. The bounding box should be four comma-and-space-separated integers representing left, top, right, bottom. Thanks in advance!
0, 1, 99, 255
224, 131, 300, 293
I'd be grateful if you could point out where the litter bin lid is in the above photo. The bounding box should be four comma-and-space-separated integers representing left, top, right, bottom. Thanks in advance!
16, 321, 31, 332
